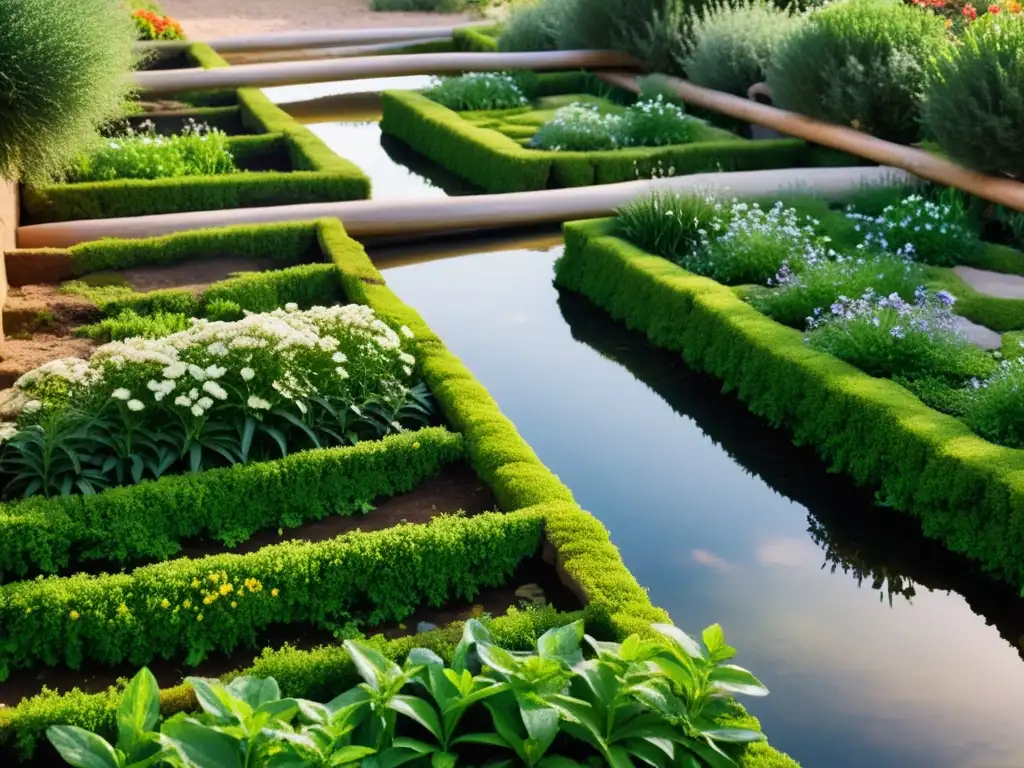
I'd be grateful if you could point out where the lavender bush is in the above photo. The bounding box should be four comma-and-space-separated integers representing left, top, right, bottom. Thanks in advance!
805, 287, 993, 381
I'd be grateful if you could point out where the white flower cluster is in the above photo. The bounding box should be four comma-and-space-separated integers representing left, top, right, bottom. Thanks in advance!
14, 305, 417, 422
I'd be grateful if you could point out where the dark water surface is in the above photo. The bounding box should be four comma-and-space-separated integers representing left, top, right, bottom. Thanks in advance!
376, 240, 1024, 768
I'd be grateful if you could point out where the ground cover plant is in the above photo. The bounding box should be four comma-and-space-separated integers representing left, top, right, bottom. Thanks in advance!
767, 0, 950, 143
45, 619, 770, 768
425, 73, 529, 111
67, 121, 236, 183
531, 95, 699, 152
0, 0, 136, 181
0, 304, 432, 497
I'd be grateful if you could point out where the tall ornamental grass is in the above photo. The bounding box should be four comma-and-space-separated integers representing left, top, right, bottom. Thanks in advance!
767, 0, 950, 143
923, 14, 1024, 178
0, 0, 136, 181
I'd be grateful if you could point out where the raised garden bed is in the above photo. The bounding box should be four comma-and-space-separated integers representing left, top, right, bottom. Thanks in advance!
554, 186, 1024, 595
379, 72, 854, 194
21, 44, 370, 224
0, 218, 798, 768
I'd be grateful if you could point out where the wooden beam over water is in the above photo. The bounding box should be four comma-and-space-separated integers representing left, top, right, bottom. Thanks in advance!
16, 166, 910, 249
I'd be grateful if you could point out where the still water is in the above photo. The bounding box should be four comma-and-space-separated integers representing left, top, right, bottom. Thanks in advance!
262, 78, 1024, 766
377, 241, 1024, 768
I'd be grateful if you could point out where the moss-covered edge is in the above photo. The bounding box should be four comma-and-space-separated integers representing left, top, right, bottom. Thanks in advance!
0, 218, 797, 768
380, 89, 819, 193
556, 217, 1024, 590
20, 46, 370, 223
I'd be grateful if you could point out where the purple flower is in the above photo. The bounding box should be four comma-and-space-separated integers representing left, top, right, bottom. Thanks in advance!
936, 289, 956, 307
889, 325, 905, 339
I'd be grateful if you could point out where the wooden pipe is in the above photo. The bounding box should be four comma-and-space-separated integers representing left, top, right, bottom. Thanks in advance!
598, 71, 1024, 214
16, 166, 909, 249
133, 23, 493, 54
223, 38, 452, 66
133, 50, 644, 95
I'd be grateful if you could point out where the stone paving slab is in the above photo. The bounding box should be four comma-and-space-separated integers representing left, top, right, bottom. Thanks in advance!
955, 315, 1002, 350
954, 265, 1024, 299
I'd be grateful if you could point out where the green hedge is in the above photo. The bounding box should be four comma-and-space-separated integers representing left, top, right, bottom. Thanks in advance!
380, 90, 817, 193
453, 25, 501, 52
0, 428, 463, 578
0, 509, 543, 679
0, 218, 798, 768
556, 217, 1024, 591
22, 67, 370, 223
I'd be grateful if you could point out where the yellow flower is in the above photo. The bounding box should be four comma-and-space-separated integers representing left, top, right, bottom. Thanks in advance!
230, 601, 237, 608
24, 607, 32, 615
219, 583, 233, 596
161, 599, 170, 609
191, 578, 200, 588
413, 441, 420, 449
183, 600, 192, 609
69, 610, 80, 620
203, 594, 216, 605
271, 588, 280, 597
196, 614, 204, 622
208, 573, 220, 584
117, 602, 130, 616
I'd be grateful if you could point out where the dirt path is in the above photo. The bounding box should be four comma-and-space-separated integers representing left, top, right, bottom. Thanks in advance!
161, 0, 475, 37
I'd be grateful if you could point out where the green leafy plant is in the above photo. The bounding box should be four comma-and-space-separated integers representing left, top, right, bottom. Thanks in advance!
532, 98, 697, 152
616, 190, 722, 260
923, 13, 1024, 178
965, 356, 1024, 447
68, 122, 236, 183
45, 619, 770, 767
685, 0, 805, 97
767, 0, 950, 143
498, 0, 590, 52
426, 73, 529, 112
0, 0, 136, 181
79, 310, 193, 343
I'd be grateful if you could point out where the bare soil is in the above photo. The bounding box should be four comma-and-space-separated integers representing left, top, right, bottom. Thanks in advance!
161, 0, 474, 38
0, 335, 95, 390
115, 255, 277, 293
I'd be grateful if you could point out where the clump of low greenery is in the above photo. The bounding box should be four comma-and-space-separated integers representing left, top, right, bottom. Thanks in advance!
749, 252, 925, 329
617, 189, 721, 258
767, 0, 950, 143
499, 0, 587, 51
685, 1, 805, 97
805, 286, 994, 381
0, 0, 136, 182
532, 96, 697, 151
425, 73, 529, 111
843, 193, 980, 267
67, 122, 236, 183
965, 355, 1024, 447
78, 309, 192, 343
923, 14, 1024, 178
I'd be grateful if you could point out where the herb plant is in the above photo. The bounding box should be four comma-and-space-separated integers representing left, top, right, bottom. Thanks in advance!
426, 73, 529, 112
965, 354, 1024, 447
617, 190, 721, 259
532, 97, 697, 152
46, 618, 771, 767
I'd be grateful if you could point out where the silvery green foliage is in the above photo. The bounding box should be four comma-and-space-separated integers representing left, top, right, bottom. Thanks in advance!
426, 73, 529, 112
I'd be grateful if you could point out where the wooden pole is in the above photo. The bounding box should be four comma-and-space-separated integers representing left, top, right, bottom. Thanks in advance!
133, 50, 643, 95
598, 71, 1024, 214
223, 38, 452, 66
16, 166, 909, 249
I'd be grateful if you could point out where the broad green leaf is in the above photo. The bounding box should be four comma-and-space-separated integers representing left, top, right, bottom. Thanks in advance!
575, 661, 618, 708
451, 732, 510, 748
675, 736, 736, 768
519, 701, 559, 750
651, 624, 702, 660
326, 686, 371, 714
537, 621, 584, 666
388, 695, 442, 740
620, 635, 641, 662
344, 640, 402, 690
452, 619, 492, 673
160, 719, 242, 768
432, 753, 457, 768
584, 635, 622, 659
255, 698, 300, 723
701, 625, 735, 663
700, 728, 765, 744
376, 746, 433, 768
392, 737, 439, 754
117, 668, 160, 750
295, 698, 330, 725
650, 657, 696, 693
329, 746, 377, 766
709, 665, 768, 697
475, 643, 519, 677
544, 694, 602, 746
607, 745, 637, 768
46, 726, 120, 768
186, 678, 251, 723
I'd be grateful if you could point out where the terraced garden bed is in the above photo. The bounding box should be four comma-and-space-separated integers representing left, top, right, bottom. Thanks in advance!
555, 184, 1024, 594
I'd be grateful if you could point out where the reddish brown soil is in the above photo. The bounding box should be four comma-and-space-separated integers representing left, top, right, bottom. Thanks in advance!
0, 335, 95, 389
3, 284, 99, 335
114, 255, 277, 293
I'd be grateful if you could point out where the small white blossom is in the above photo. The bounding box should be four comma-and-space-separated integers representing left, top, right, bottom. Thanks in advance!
127, 399, 145, 412
112, 388, 131, 401
202, 381, 228, 400
247, 395, 271, 410
400, 326, 414, 339
240, 367, 255, 381
332, 352, 348, 364
174, 395, 192, 407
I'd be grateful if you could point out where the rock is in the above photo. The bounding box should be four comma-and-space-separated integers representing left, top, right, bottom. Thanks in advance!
416, 621, 438, 634
515, 583, 547, 606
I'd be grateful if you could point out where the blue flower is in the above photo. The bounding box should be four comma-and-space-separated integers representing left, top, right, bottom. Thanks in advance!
889, 325, 905, 339
936, 289, 956, 307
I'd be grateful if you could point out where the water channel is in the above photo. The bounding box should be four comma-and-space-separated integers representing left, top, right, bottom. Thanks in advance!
265, 77, 1024, 768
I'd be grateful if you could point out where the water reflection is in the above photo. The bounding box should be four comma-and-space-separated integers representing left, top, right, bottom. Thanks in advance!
379, 240, 1024, 768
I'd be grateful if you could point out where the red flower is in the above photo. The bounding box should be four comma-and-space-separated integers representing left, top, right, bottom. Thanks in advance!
988, 3, 1001, 11
962, 2, 978, 16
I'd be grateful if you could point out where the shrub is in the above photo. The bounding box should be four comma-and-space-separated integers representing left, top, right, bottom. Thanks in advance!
679, 199, 829, 284
619, 94, 699, 146
617, 190, 721, 258
805, 287, 995, 380
843, 193, 980, 266
532, 98, 697, 151
0, 0, 136, 181
767, 0, 950, 143
750, 251, 925, 328
965, 356, 1024, 446
685, 1, 806, 97
498, 0, 590, 51
425, 73, 529, 112
3, 305, 432, 497
67, 123, 236, 183
923, 13, 1024, 178
132, 9, 185, 40
78, 310, 192, 343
